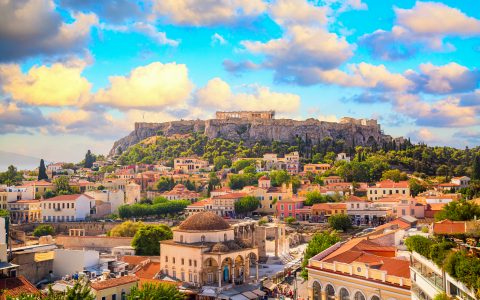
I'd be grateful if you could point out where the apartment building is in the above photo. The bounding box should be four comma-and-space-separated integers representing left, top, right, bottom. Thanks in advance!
8, 199, 41, 223
40, 194, 94, 222
367, 180, 410, 201
174, 157, 209, 174
303, 163, 331, 174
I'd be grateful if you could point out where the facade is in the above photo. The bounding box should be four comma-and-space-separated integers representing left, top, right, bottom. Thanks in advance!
85, 190, 125, 214
8, 200, 41, 223
160, 184, 201, 202
367, 180, 410, 201
52, 249, 100, 277
90, 275, 139, 300
216, 110, 275, 120
160, 212, 259, 288
303, 164, 331, 174
307, 238, 411, 300
450, 176, 470, 188
276, 197, 305, 220
174, 157, 209, 174
311, 203, 347, 222
186, 198, 214, 216
210, 192, 246, 217
125, 182, 141, 204
40, 194, 94, 222
346, 196, 390, 225
249, 177, 293, 214
323, 176, 344, 185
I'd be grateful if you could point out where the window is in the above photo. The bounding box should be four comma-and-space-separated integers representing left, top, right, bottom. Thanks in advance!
201, 235, 205, 242
172, 257, 176, 264
71, 203, 75, 208
181, 258, 185, 265
180, 235, 183, 243
354, 292, 365, 300
312, 282, 321, 300
224, 233, 227, 241
172, 270, 176, 278
181, 271, 185, 281
102, 297, 106, 300
356, 204, 359, 208
281, 204, 284, 210
165, 256, 168, 263
112, 295, 116, 300
351, 204, 354, 208
194, 260, 197, 267
269, 204, 273, 208
339, 288, 350, 300
189, 273, 192, 282
325, 285, 335, 300
402, 209, 406, 215
288, 205, 292, 210
189, 259, 192, 266
207, 273, 213, 283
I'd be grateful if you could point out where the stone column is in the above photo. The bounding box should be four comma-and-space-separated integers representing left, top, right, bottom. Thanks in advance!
308, 287, 313, 300
255, 261, 259, 281
232, 264, 235, 284
321, 291, 327, 300
218, 269, 222, 288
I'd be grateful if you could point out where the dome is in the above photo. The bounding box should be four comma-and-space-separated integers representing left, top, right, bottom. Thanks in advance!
179, 212, 231, 231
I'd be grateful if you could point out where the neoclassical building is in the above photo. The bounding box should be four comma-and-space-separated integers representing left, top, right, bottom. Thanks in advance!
160, 212, 259, 288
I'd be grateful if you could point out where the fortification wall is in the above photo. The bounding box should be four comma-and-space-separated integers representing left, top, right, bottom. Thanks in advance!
55, 235, 133, 251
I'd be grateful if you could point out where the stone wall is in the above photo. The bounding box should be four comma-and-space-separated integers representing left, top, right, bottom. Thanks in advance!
55, 235, 133, 251
110, 117, 395, 156
11, 252, 53, 284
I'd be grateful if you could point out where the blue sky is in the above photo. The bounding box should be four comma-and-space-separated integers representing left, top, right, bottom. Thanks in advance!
0, 0, 479, 162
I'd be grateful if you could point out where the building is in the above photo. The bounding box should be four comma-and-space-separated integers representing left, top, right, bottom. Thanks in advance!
210, 193, 247, 217
336, 152, 351, 162
8, 199, 41, 223
160, 184, 201, 202
160, 212, 259, 288
303, 164, 331, 174
346, 196, 390, 226
367, 180, 410, 201
125, 182, 141, 204
40, 194, 94, 222
85, 190, 125, 214
307, 237, 411, 300
276, 197, 305, 220
52, 249, 100, 276
21, 180, 55, 198
248, 177, 293, 214
186, 198, 214, 216
323, 176, 344, 185
311, 203, 347, 222
216, 110, 275, 120
174, 157, 209, 174
90, 275, 139, 300
450, 176, 470, 188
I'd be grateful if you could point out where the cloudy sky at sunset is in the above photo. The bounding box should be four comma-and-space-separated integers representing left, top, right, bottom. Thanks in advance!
1, 0, 479, 162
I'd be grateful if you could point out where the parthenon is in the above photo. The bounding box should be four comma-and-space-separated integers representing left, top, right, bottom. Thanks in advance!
216, 110, 275, 120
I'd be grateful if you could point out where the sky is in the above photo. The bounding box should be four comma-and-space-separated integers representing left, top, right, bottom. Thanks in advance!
0, 0, 479, 163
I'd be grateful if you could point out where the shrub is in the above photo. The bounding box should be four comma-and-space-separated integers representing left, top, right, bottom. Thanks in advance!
328, 214, 352, 231
285, 216, 296, 224
33, 224, 55, 237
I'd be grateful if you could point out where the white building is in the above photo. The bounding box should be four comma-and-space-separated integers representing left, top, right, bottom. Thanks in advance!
53, 249, 100, 277
40, 194, 94, 222
450, 176, 470, 188
85, 190, 125, 213
125, 182, 141, 204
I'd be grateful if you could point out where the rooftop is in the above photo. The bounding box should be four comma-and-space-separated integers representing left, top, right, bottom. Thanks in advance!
90, 275, 139, 291
178, 211, 231, 231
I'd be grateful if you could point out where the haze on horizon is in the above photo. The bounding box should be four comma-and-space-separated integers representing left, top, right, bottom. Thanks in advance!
0, 0, 479, 163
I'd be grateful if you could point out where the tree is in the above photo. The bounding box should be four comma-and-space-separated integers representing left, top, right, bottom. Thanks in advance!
304, 191, 331, 206
328, 214, 352, 231
127, 282, 185, 300
155, 177, 175, 192
405, 235, 433, 258
285, 216, 296, 224
33, 224, 55, 237
269, 170, 291, 187
108, 221, 144, 237
0, 165, 23, 186
131, 224, 173, 255
53, 176, 72, 194
381, 169, 407, 182
213, 156, 231, 171
228, 174, 256, 190
84, 150, 95, 168
435, 200, 480, 221
300, 231, 340, 279
38, 159, 48, 180
62, 279, 95, 300
409, 178, 426, 196
473, 154, 480, 180
234, 196, 260, 216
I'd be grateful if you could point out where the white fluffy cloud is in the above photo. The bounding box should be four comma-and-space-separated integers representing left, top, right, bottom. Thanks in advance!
0, 0, 98, 61
195, 77, 301, 115
94, 62, 194, 110
361, 2, 480, 60
269, 0, 328, 27
0, 59, 91, 107
152, 0, 266, 26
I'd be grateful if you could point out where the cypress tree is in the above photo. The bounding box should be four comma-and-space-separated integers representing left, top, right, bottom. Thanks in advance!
38, 159, 48, 180
473, 154, 480, 180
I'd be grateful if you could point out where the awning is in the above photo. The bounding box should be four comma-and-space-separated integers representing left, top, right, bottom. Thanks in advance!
242, 291, 258, 299
0, 262, 19, 270
252, 289, 266, 296
262, 280, 277, 290
230, 295, 249, 300
199, 288, 217, 297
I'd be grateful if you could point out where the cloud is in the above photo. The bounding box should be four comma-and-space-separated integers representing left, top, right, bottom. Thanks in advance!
211, 33, 227, 45
195, 77, 301, 115
459, 90, 480, 107
408, 128, 439, 144
394, 94, 478, 127
152, 0, 266, 26
360, 2, 480, 60
222, 60, 260, 75
242, 25, 354, 84
346, 92, 391, 103
269, 0, 328, 27
454, 130, 480, 145
0, 101, 50, 134
0, 59, 91, 107
59, 0, 145, 24
406, 63, 480, 94
0, 0, 98, 62
94, 62, 194, 110
131, 23, 179, 46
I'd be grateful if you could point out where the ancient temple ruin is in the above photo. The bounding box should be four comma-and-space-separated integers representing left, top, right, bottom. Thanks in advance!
216, 111, 275, 120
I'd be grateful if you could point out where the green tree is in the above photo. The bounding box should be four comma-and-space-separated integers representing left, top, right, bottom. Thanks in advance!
108, 221, 144, 237
131, 224, 173, 255
269, 170, 291, 187
285, 216, 296, 224
328, 214, 352, 231
53, 176, 72, 194
38, 159, 48, 180
0, 165, 23, 186
84, 150, 96, 168
155, 177, 175, 192
213, 156, 231, 171
234, 196, 260, 216
304, 191, 331, 206
127, 282, 185, 300
381, 169, 408, 182
33, 224, 55, 237
435, 200, 480, 221
409, 178, 427, 196
405, 235, 433, 258
473, 154, 480, 180
300, 231, 340, 279
232, 159, 256, 172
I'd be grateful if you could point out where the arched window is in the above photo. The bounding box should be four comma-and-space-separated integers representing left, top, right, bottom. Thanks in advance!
339, 288, 350, 300
312, 282, 321, 300
354, 292, 366, 300
370, 296, 380, 300
326, 284, 335, 300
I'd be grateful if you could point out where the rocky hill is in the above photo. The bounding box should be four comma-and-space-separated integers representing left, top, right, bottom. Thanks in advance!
109, 116, 401, 156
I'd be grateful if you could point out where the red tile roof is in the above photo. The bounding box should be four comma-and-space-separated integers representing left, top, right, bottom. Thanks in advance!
433, 219, 467, 235
120, 256, 149, 266
40, 194, 93, 202
90, 275, 139, 291
135, 262, 160, 279
374, 180, 409, 189
346, 195, 369, 202
213, 192, 247, 199
0, 276, 39, 299
312, 203, 346, 210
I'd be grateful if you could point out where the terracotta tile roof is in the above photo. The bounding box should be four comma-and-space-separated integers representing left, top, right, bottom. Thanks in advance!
373, 180, 409, 189
373, 218, 411, 231
426, 203, 447, 211
437, 183, 459, 187
187, 198, 213, 207
213, 192, 247, 199
135, 262, 160, 279
90, 275, 139, 291
120, 256, 150, 266
346, 195, 369, 202
14, 200, 40, 204
312, 203, 346, 210
40, 194, 93, 202
433, 219, 467, 235
0, 276, 39, 299
23, 180, 53, 186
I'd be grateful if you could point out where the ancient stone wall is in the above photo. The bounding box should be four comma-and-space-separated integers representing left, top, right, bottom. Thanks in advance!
55, 235, 133, 251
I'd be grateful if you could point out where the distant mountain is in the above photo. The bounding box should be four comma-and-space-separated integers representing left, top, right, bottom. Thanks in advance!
0, 151, 46, 171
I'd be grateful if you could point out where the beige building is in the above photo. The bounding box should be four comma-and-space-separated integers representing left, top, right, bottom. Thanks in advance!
174, 157, 209, 174
125, 182, 141, 204
90, 275, 139, 300
211, 192, 247, 217
8, 199, 41, 223
367, 180, 410, 201
307, 238, 411, 300
160, 212, 258, 288
304, 164, 331, 174
246, 177, 293, 214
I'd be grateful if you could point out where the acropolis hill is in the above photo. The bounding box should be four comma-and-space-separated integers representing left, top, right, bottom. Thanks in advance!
109, 111, 402, 156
